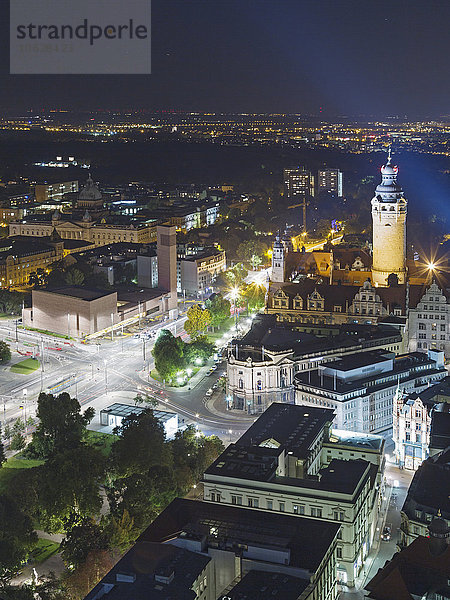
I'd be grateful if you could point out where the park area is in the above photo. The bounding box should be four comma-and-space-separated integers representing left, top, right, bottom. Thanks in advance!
10, 358, 40, 375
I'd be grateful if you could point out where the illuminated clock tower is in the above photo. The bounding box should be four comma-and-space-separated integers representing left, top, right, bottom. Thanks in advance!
371, 150, 407, 286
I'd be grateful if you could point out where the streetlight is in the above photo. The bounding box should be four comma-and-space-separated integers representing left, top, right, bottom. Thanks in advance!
230, 287, 240, 333
104, 359, 108, 394
23, 389, 27, 430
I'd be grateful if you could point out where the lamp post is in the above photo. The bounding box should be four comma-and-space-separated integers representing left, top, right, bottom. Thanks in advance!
230, 287, 239, 334
23, 389, 27, 431
104, 359, 108, 394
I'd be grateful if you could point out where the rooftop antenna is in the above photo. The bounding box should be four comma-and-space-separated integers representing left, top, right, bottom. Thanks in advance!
387, 145, 392, 164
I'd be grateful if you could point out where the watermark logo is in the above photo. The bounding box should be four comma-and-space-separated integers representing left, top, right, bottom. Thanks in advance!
10, 0, 151, 74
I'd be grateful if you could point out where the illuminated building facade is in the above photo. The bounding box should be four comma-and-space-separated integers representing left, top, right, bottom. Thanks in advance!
371, 151, 407, 286
283, 167, 315, 197
35, 180, 79, 203
318, 168, 343, 197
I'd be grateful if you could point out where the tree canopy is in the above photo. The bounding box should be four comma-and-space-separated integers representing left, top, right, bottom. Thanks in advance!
29, 392, 95, 459
152, 330, 185, 381
205, 293, 231, 329
184, 304, 212, 339
0, 340, 11, 364
0, 494, 37, 578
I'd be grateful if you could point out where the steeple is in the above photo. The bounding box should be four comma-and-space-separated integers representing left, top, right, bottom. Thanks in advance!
371, 149, 408, 287
375, 149, 403, 201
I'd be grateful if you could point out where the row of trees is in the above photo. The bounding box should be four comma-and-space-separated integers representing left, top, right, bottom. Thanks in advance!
0, 392, 224, 597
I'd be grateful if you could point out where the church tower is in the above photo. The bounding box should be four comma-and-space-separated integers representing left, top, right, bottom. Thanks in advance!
271, 234, 285, 282
371, 150, 407, 286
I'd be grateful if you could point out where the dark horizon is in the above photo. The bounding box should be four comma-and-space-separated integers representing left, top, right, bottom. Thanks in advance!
1, 0, 450, 119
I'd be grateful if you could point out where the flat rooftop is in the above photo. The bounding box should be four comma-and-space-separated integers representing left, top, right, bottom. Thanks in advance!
101, 403, 176, 423
139, 498, 339, 573
295, 352, 444, 397
326, 429, 384, 452
236, 403, 334, 459
322, 350, 393, 372
43, 286, 114, 301
84, 541, 209, 600
225, 570, 311, 600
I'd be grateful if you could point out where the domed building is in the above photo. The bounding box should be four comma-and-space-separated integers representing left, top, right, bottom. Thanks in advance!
75, 174, 105, 216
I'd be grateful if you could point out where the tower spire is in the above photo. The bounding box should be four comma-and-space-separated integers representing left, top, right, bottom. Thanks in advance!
387, 145, 392, 165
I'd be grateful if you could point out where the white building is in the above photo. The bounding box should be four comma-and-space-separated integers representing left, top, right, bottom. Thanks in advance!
408, 281, 450, 357
393, 377, 450, 470
295, 349, 446, 436
226, 315, 403, 414
99, 403, 179, 439
202, 403, 385, 587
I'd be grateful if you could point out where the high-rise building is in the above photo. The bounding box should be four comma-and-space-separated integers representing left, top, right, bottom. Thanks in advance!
283, 167, 315, 198
35, 180, 78, 203
318, 168, 343, 197
371, 150, 407, 286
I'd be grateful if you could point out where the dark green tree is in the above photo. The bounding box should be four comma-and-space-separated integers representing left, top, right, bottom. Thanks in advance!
29, 392, 95, 459
0, 495, 37, 579
60, 517, 108, 569
152, 330, 185, 381
0, 575, 64, 599
0, 340, 11, 364
101, 510, 136, 553
183, 336, 215, 365
205, 293, 231, 330
9, 432, 25, 451
64, 267, 85, 286
110, 409, 170, 478
37, 446, 106, 532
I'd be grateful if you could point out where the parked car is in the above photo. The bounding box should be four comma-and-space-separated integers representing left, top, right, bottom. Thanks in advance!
381, 525, 391, 541
205, 388, 213, 397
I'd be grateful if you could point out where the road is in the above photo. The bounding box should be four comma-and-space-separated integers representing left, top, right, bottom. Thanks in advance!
0, 309, 251, 442
339, 460, 413, 599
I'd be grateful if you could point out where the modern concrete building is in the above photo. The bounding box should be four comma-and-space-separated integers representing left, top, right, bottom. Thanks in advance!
84, 497, 340, 600
178, 247, 226, 295
371, 150, 407, 286
22, 224, 179, 336
23, 287, 118, 337
202, 403, 385, 586
99, 404, 178, 438
318, 169, 343, 197
284, 167, 315, 198
35, 180, 78, 203
157, 224, 177, 312
295, 349, 446, 436
137, 250, 158, 289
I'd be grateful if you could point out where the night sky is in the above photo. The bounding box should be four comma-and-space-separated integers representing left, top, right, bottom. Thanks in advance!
1, 0, 450, 117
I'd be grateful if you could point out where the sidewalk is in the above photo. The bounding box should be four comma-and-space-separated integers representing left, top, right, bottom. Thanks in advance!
139, 360, 215, 393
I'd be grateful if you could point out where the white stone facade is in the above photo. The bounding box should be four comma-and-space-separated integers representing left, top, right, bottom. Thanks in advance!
408, 282, 450, 357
